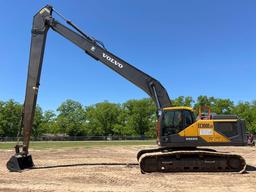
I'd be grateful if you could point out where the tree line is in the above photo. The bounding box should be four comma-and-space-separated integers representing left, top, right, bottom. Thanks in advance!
0, 96, 255, 138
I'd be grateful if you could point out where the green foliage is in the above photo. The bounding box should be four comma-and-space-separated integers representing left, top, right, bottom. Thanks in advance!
193, 96, 234, 115
40, 110, 58, 134
193, 95, 214, 114
32, 105, 44, 138
123, 98, 156, 136
172, 96, 194, 107
232, 101, 256, 134
56, 99, 86, 136
0, 97, 255, 137
211, 98, 234, 114
0, 101, 4, 136
0, 100, 22, 137
112, 108, 136, 136
85, 102, 121, 135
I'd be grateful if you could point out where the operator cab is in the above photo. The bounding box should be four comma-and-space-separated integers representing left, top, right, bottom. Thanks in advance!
161, 107, 196, 136
158, 107, 196, 146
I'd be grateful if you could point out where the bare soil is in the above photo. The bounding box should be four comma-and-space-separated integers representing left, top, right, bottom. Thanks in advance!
0, 145, 255, 192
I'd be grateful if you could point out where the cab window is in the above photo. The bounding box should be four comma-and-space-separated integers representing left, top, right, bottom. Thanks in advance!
162, 110, 183, 135
183, 110, 194, 128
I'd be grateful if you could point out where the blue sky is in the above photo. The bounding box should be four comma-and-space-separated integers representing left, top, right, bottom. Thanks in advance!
0, 0, 255, 110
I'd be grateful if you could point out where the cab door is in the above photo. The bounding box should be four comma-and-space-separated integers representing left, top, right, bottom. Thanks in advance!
183, 110, 199, 144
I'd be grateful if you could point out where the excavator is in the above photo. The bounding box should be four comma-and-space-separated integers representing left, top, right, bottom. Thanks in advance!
7, 5, 247, 173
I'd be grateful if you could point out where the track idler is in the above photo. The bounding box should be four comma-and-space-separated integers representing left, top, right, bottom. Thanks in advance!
6, 145, 34, 172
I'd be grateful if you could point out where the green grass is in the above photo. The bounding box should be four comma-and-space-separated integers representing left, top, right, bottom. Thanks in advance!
0, 140, 155, 150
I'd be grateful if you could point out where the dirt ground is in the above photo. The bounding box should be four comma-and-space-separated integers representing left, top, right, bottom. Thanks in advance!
0, 145, 256, 192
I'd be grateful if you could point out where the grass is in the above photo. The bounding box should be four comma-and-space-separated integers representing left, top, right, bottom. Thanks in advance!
0, 140, 155, 150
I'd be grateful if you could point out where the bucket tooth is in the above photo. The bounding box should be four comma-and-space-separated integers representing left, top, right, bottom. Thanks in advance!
6, 154, 34, 172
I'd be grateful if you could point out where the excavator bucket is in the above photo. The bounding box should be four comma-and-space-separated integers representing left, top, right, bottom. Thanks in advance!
6, 154, 34, 172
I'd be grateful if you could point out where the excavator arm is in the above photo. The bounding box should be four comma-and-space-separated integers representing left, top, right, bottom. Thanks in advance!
7, 5, 171, 171
50, 16, 171, 109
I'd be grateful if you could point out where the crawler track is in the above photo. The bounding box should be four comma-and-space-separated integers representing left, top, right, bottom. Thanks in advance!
138, 149, 246, 173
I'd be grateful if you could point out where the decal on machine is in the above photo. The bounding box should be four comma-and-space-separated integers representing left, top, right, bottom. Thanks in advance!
185, 137, 198, 141
198, 123, 213, 129
199, 129, 213, 135
103, 53, 123, 68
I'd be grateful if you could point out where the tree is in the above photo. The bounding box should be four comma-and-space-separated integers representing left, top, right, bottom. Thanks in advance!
32, 105, 44, 138
123, 98, 156, 137
250, 101, 256, 133
85, 102, 121, 135
193, 95, 214, 114
193, 96, 234, 115
232, 101, 256, 134
40, 110, 58, 134
112, 106, 136, 136
57, 99, 86, 136
0, 100, 22, 137
211, 98, 234, 114
172, 96, 194, 107
1, 96, 255, 137
0, 101, 5, 136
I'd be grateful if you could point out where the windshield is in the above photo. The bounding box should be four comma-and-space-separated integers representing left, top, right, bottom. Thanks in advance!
161, 109, 194, 135
162, 110, 183, 129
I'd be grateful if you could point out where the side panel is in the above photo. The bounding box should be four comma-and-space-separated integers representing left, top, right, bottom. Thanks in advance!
214, 120, 247, 145
160, 119, 246, 147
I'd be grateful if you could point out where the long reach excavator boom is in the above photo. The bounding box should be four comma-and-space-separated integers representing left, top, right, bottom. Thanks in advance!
7, 5, 171, 171
22, 5, 171, 154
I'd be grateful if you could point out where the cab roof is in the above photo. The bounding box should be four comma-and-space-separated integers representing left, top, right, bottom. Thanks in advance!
163, 106, 193, 111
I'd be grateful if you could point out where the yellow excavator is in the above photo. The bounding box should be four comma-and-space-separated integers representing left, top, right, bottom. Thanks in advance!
7, 5, 247, 173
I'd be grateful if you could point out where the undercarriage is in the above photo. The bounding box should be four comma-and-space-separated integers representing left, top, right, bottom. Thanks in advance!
138, 147, 246, 173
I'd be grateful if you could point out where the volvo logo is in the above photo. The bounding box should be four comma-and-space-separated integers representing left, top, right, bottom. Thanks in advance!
103, 53, 123, 68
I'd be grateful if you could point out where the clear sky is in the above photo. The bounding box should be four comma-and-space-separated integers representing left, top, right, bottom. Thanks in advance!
0, 0, 255, 110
